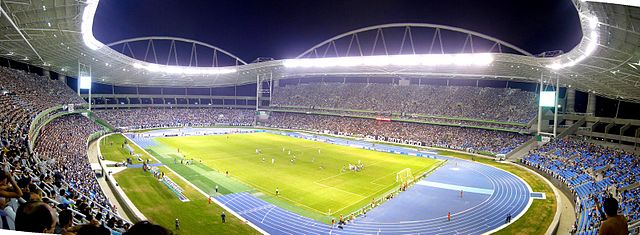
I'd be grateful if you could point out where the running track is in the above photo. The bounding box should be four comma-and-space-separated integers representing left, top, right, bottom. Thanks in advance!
131, 130, 532, 234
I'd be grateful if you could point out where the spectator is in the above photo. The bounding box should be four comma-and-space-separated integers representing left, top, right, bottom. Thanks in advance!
597, 197, 629, 235
15, 201, 57, 233
55, 209, 74, 234
0, 171, 23, 198
124, 221, 173, 235
76, 224, 112, 235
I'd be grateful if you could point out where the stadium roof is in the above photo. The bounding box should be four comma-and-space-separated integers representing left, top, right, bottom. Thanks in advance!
0, 0, 639, 102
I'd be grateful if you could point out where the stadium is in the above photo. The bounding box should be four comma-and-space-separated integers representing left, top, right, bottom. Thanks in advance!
0, 0, 639, 234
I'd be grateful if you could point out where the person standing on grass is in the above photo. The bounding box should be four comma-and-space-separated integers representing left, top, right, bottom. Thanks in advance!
215, 185, 218, 193
175, 218, 179, 231
275, 187, 279, 196
221, 211, 226, 223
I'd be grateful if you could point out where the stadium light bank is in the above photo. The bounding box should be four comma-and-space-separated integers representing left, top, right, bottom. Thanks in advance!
81, 0, 237, 75
546, 15, 599, 70
283, 53, 495, 68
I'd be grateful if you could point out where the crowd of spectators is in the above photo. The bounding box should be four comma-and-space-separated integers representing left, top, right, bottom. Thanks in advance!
1, 66, 134, 234
522, 137, 639, 234
0, 67, 84, 113
34, 115, 108, 208
272, 83, 538, 124
263, 112, 530, 155
94, 108, 254, 129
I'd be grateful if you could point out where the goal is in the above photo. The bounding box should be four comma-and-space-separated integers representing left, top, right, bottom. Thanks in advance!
396, 168, 414, 183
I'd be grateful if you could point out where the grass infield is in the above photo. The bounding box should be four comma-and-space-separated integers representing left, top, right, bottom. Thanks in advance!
114, 167, 258, 234
152, 132, 442, 219
100, 134, 157, 163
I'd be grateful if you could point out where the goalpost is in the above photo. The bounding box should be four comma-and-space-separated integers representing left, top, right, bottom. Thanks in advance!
396, 168, 414, 184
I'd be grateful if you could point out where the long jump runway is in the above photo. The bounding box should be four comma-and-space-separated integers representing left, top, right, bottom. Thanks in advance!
130, 130, 531, 234
214, 133, 532, 235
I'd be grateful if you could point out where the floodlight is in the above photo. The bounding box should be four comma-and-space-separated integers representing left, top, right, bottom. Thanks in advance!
131, 62, 237, 75
283, 53, 494, 68
79, 76, 92, 90
539, 91, 556, 107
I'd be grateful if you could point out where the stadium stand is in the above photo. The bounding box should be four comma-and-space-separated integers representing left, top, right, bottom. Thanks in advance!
522, 137, 639, 234
93, 108, 254, 129
1, 66, 130, 233
271, 83, 538, 124
0, 67, 84, 113
263, 112, 530, 155
34, 115, 108, 209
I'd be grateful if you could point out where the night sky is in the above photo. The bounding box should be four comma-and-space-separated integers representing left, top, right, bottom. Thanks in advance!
93, 0, 582, 62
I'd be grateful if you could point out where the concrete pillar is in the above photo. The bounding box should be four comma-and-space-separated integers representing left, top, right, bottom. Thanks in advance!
565, 89, 576, 125
566, 89, 575, 113
587, 93, 596, 115
58, 73, 67, 85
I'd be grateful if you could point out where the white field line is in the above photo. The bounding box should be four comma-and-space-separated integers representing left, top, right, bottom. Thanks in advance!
313, 181, 368, 198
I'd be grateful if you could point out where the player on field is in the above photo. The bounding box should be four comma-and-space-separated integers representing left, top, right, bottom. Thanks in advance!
275, 187, 279, 196
175, 218, 180, 230
272, 158, 275, 164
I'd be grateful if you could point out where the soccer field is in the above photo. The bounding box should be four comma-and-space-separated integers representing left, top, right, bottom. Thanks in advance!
153, 132, 442, 218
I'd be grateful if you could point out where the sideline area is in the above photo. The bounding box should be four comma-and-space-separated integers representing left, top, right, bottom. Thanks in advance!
95, 133, 262, 234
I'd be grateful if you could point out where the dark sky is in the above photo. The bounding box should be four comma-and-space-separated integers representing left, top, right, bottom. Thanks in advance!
93, 0, 582, 62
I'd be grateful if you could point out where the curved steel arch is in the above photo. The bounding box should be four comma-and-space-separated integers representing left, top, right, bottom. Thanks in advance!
296, 23, 533, 59
106, 36, 248, 65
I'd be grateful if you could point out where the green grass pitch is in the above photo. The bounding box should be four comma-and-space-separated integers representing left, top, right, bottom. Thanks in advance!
153, 132, 442, 217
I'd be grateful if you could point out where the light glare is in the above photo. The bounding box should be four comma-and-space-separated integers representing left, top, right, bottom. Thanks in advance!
132, 62, 237, 75
283, 53, 494, 68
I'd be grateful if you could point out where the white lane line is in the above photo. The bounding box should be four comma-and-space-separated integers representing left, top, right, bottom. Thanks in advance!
416, 181, 494, 195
